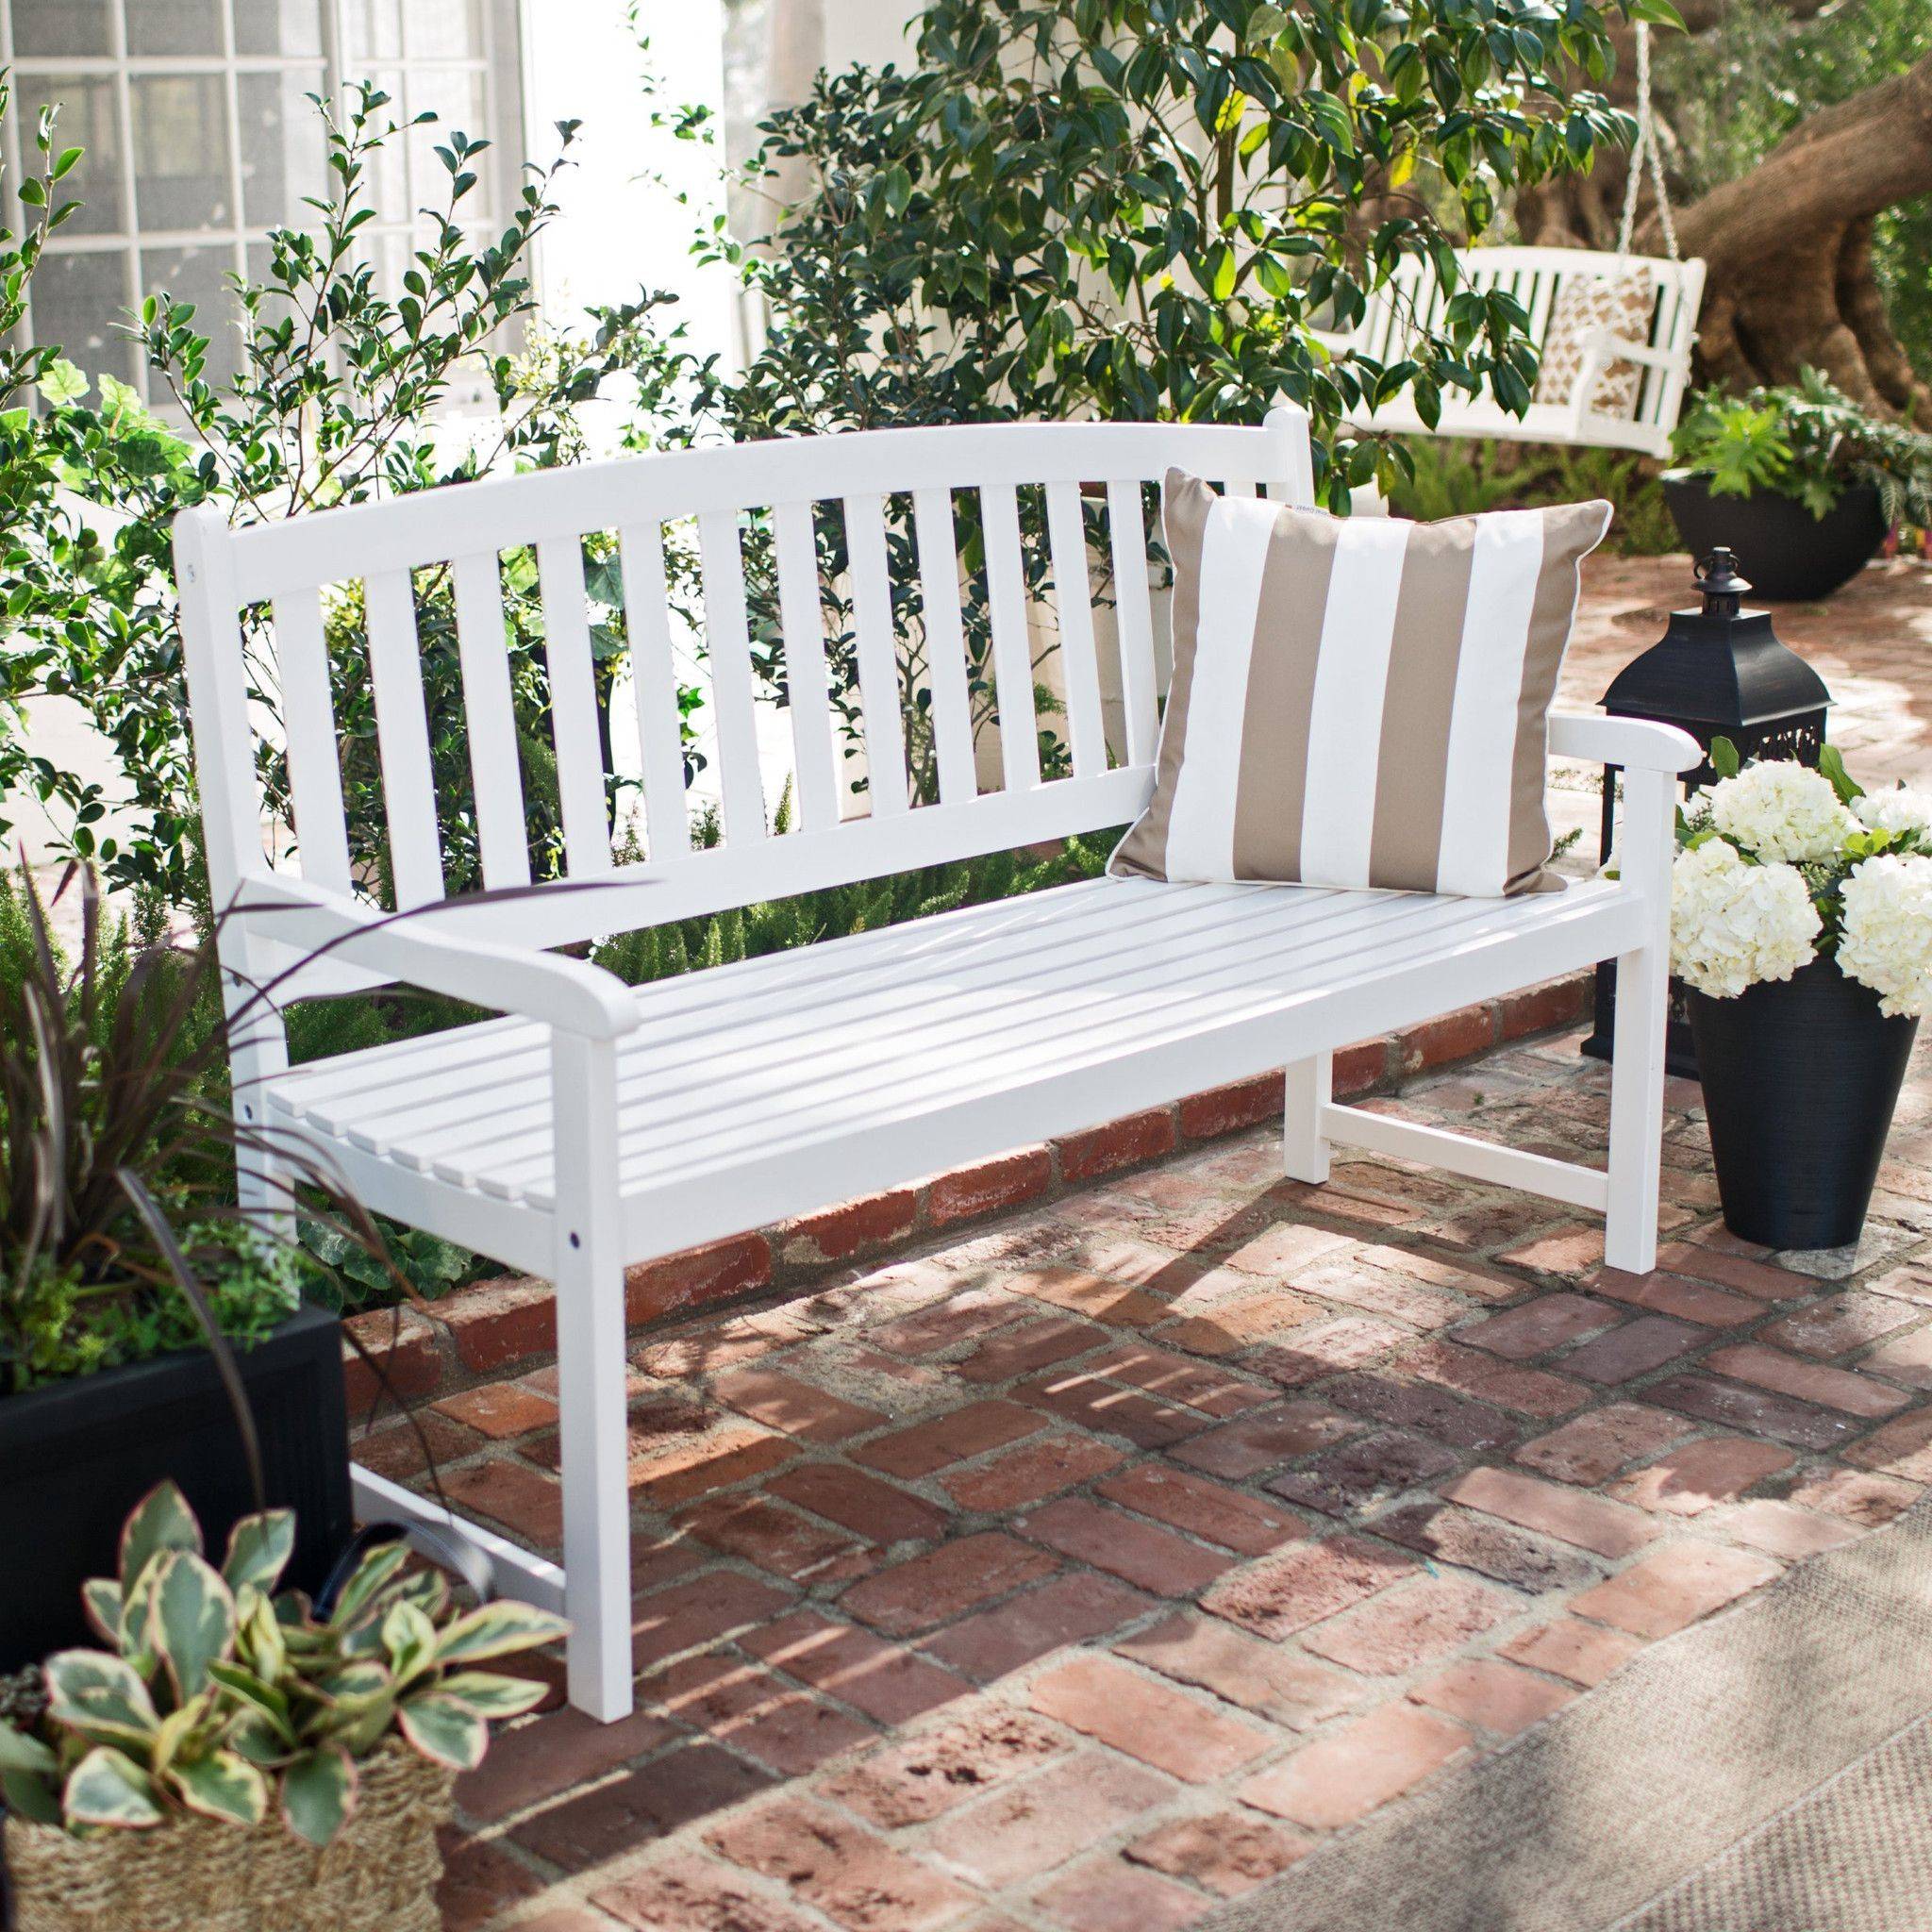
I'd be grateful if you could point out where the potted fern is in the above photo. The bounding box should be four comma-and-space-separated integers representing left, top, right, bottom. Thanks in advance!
1664, 369, 1932, 600
0, 1482, 565, 1931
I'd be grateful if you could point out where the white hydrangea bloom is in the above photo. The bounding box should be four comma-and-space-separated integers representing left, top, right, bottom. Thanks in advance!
1706, 761, 1858, 862
1853, 787, 1932, 840
1671, 839, 1821, 999
1839, 853, 1932, 1019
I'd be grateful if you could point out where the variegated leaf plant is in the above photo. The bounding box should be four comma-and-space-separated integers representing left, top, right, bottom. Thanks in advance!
0, 1482, 566, 1845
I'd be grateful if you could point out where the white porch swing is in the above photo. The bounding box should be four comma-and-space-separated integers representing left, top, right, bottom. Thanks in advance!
1329, 25, 1706, 461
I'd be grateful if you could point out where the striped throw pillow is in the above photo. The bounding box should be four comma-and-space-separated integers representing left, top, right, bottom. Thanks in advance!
1111, 472, 1611, 897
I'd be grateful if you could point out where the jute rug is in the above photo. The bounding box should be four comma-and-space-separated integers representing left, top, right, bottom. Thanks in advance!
1202, 1496, 1932, 1932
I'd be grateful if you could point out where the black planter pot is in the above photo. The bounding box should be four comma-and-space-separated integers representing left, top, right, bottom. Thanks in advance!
0, 1303, 350, 1670
1688, 957, 1918, 1251
1662, 471, 1887, 602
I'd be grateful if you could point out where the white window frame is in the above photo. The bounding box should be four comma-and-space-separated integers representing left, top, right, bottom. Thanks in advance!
2, 0, 528, 404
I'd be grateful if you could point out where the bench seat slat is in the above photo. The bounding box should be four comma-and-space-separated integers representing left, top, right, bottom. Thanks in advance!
450, 551, 532, 888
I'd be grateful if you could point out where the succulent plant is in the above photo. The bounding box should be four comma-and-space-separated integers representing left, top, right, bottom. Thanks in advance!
0, 1482, 566, 1844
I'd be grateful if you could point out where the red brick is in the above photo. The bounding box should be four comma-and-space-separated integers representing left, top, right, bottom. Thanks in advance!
1083, 1341, 1277, 1416
1845, 1405, 1932, 1479
646, 1651, 877, 1775
629, 1424, 800, 1508
1497, 975, 1591, 1041
1249, 1315, 1410, 1386
1587, 1266, 1760, 1326
1859, 1326, 1932, 1389
1561, 1315, 1708, 1385
1015, 1367, 1204, 1447
767, 1462, 950, 1546
1096, 1464, 1301, 1557
854, 1399, 1046, 1478
867, 1291, 1025, 1357
942, 1434, 1127, 1511
1179, 1072, 1286, 1140
824, 1706, 1070, 1825
1157, 1291, 1336, 1357
1006, 1264, 1169, 1328
779, 1187, 922, 1267
674, 1493, 873, 1586
630, 1570, 795, 1671
349, 1412, 479, 1485
1785, 1466, 1922, 1526
921, 1573, 1152, 1680
1762, 1292, 1922, 1357
741, 1610, 970, 1724
1018, 1495, 1233, 1596
1646, 1373, 1858, 1452
1495, 1225, 1606, 1276
625, 1233, 773, 1325
432, 1380, 558, 1440
1294, 1254, 1464, 1331
1654, 1241, 1805, 1303
957, 1315, 1108, 1384
437, 1832, 547, 1932
1404, 1341, 1591, 1418
1125, 1811, 1314, 1898
1301, 1573, 1515, 1675
1703, 1341, 1909, 1418
706, 1798, 974, 1932
438, 1460, 564, 1550
1374, 1501, 1604, 1595
1222, 1223, 1357, 1276
1398, 1004, 1497, 1073
591, 1853, 822, 1932
1201, 1533, 1414, 1641
1032, 1857, 1208, 1932
511, 1741, 773, 1870
711, 1365, 884, 1443
1513, 1404, 1691, 1485
1498, 1616, 1645, 1687
343, 1307, 443, 1409
923, 1752, 1174, 1888
1268, 1426, 1460, 1519
1327, 1373, 1519, 1452
1059, 1108, 1179, 1183
1115, 1610, 1360, 1728
1714, 1498, 1864, 1558
1409, 1657, 1576, 1736
1609, 1436, 1795, 1515
1461, 1299, 1614, 1375
1173, 1401, 1360, 1479
1240, 1703, 1470, 1829
1334, 1037, 1391, 1096
839, 1533, 1059, 1637
1029, 1656, 1272, 1781
1570, 1541, 1782, 1638
1444, 1464, 1657, 1558
457, 1705, 679, 1823
436, 1278, 555, 1375
927, 1147, 1056, 1225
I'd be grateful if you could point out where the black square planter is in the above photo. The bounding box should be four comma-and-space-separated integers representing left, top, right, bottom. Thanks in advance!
0, 1302, 351, 1670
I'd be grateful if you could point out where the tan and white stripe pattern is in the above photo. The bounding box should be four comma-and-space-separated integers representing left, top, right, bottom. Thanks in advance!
1111, 472, 1611, 898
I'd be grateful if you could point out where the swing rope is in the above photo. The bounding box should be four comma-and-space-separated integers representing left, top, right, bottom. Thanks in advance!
1614, 22, 1679, 260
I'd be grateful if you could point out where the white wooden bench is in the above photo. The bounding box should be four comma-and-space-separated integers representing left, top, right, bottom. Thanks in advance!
176, 407, 1697, 1720
1328, 247, 1706, 458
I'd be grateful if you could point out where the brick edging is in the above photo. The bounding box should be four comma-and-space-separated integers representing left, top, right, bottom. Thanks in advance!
343, 973, 1592, 1412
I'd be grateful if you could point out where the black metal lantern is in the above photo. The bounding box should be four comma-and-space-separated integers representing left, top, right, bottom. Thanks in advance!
1580, 548, 1832, 1074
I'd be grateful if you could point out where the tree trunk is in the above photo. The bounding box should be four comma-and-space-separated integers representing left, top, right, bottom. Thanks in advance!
1515, 5, 1932, 413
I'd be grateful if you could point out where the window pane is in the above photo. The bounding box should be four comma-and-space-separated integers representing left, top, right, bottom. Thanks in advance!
19, 74, 125, 237
11, 0, 111, 57
29, 250, 139, 386
358, 71, 408, 225
408, 0, 485, 58
408, 71, 490, 219
125, 0, 225, 56
142, 242, 242, 384
341, 0, 403, 62
233, 0, 325, 57
132, 74, 234, 231
238, 70, 328, 226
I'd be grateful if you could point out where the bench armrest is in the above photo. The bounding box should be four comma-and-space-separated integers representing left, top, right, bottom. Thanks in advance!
232, 874, 642, 1041
1548, 711, 1702, 774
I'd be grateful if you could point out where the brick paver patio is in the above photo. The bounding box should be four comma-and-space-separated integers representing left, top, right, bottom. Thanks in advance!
352, 553, 1932, 1932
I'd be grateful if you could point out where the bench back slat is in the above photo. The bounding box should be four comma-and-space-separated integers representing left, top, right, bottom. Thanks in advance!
180, 412, 1312, 991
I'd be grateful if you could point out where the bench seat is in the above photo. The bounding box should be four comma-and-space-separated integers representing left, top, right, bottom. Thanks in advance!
270, 873, 1639, 1262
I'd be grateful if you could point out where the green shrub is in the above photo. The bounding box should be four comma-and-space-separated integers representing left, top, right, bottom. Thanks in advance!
1386, 439, 1675, 553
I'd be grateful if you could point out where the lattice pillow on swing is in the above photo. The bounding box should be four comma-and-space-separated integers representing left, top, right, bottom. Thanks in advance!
1110, 472, 1611, 898
1532, 267, 1657, 420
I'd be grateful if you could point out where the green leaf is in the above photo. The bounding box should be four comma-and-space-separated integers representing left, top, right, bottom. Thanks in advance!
35, 357, 88, 407
282, 1746, 357, 1847
0, 1721, 58, 1776
171, 1750, 269, 1826
2, 1768, 62, 1825
326, 1541, 410, 1628
1709, 735, 1741, 779
222, 1511, 296, 1595
435, 1600, 570, 1668
63, 1748, 165, 1829
152, 1552, 238, 1701
44, 1651, 159, 1748
398, 1690, 490, 1771
382, 1599, 439, 1688
80, 1578, 123, 1645
1818, 743, 1863, 805
206, 1662, 296, 1745
119, 1482, 202, 1596
437, 1671, 551, 1721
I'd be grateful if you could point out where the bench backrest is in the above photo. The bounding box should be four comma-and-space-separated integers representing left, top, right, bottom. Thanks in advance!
1348, 247, 1704, 444
177, 411, 1313, 992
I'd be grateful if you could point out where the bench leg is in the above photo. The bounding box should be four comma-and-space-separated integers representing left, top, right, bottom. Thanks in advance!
551, 1034, 635, 1722
1283, 1053, 1332, 1184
